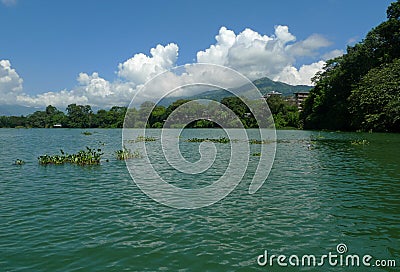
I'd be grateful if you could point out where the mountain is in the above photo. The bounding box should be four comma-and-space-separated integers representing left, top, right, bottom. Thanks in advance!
158, 77, 311, 106
252, 77, 311, 95
0, 78, 312, 115
0, 105, 42, 116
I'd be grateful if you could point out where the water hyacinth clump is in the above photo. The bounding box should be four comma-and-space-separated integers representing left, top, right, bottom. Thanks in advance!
127, 135, 157, 143
38, 147, 103, 166
351, 139, 369, 146
185, 137, 231, 144
248, 139, 273, 144
115, 147, 142, 160
14, 159, 25, 165
38, 154, 65, 165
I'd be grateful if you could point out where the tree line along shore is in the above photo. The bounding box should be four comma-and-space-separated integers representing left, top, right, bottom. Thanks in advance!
0, 95, 299, 129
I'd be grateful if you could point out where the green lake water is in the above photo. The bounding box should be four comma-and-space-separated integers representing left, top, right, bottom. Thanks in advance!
0, 129, 399, 271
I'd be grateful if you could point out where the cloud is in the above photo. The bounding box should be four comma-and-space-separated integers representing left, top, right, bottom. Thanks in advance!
117, 43, 179, 84
3, 25, 340, 109
273, 61, 326, 85
16, 89, 89, 108
16, 73, 136, 108
131, 63, 249, 105
347, 36, 359, 45
0, 60, 23, 104
1, 0, 17, 6
197, 26, 331, 83
197, 27, 238, 65
11, 44, 179, 109
322, 49, 344, 60
286, 34, 331, 57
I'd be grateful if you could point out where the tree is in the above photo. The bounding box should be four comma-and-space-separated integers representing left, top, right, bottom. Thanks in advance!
137, 101, 156, 127
301, 0, 400, 131
387, 0, 400, 20
149, 105, 166, 127
165, 99, 191, 116
66, 104, 93, 128
27, 111, 47, 128
265, 96, 299, 128
348, 59, 400, 132
107, 106, 127, 128
93, 109, 108, 128
221, 96, 255, 127
45, 105, 65, 127
0, 115, 26, 128
124, 108, 138, 128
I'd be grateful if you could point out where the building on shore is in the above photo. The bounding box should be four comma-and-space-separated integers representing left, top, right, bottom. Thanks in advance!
262, 91, 282, 99
294, 92, 309, 111
262, 91, 309, 111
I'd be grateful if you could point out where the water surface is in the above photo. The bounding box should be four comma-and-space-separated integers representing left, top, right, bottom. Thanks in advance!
0, 129, 399, 271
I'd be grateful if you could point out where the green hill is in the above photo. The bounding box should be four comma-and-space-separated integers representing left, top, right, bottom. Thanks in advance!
159, 77, 311, 106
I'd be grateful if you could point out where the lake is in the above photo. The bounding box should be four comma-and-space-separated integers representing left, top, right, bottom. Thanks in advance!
0, 129, 399, 271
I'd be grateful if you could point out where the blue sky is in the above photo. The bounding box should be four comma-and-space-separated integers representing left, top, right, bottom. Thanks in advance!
0, 0, 394, 108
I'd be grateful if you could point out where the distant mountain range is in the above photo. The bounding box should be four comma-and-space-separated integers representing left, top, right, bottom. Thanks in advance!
0, 77, 311, 115
0, 104, 44, 116
252, 77, 311, 95
158, 77, 311, 106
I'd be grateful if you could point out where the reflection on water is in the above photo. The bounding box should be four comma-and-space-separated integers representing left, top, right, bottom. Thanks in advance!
0, 128, 399, 271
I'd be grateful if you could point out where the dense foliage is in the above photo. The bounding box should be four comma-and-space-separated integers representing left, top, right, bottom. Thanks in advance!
0, 95, 298, 129
264, 95, 299, 128
348, 59, 400, 132
0, 105, 127, 128
125, 96, 297, 129
301, 0, 400, 132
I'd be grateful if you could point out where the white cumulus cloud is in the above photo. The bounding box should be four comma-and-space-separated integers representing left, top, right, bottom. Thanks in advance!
16, 73, 136, 108
118, 43, 179, 84
0, 60, 24, 104
10, 43, 179, 108
197, 26, 331, 84
3, 25, 341, 109
274, 61, 326, 85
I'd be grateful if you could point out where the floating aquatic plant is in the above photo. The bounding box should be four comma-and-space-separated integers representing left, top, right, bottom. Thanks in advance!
127, 135, 157, 143
251, 152, 261, 156
248, 139, 273, 144
14, 159, 25, 165
82, 131, 92, 135
185, 137, 231, 144
38, 147, 103, 166
351, 139, 369, 146
310, 133, 325, 141
115, 147, 142, 160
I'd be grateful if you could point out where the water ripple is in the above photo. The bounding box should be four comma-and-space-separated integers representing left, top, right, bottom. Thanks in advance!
0, 129, 399, 271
